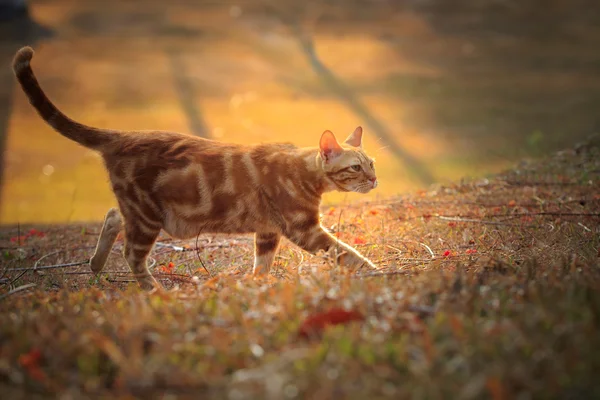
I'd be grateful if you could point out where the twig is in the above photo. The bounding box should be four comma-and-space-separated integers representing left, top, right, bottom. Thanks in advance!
0, 283, 37, 301
334, 207, 344, 269
6, 260, 90, 272
377, 256, 434, 264
578, 222, 592, 232
155, 242, 185, 252
358, 270, 410, 278
504, 180, 581, 187
7, 268, 29, 287
438, 215, 527, 227
195, 234, 212, 277
5, 247, 58, 285
419, 242, 435, 259
495, 212, 600, 219
33, 250, 63, 276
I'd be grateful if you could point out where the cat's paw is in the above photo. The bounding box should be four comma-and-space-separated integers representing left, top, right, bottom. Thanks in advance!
137, 275, 161, 292
89, 257, 104, 274
338, 251, 378, 271
360, 257, 379, 271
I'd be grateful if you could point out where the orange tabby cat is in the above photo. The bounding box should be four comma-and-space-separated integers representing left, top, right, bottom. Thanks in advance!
12, 46, 378, 290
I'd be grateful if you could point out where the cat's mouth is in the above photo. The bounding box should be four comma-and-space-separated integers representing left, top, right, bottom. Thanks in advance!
353, 183, 377, 193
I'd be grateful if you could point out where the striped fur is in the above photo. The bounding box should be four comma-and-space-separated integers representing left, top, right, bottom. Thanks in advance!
12, 47, 379, 290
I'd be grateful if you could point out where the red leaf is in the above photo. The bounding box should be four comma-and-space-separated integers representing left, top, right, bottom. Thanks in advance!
10, 235, 28, 243
159, 264, 172, 273
443, 250, 452, 258
448, 221, 457, 227
19, 348, 42, 368
18, 348, 46, 382
508, 200, 517, 207
299, 308, 364, 338
353, 236, 367, 245
465, 249, 477, 255
368, 209, 379, 216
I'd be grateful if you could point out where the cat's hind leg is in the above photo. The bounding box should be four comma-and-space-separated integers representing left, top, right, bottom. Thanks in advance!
122, 221, 161, 291
90, 208, 123, 274
253, 232, 281, 275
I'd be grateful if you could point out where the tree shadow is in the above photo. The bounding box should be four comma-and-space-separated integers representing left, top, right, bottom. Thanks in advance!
257, 0, 600, 170
265, 6, 435, 186
165, 48, 210, 138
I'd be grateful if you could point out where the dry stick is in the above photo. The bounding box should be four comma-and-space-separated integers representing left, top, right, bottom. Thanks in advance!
359, 270, 410, 278
438, 215, 531, 227
378, 255, 434, 264
33, 250, 64, 276
334, 207, 344, 270
505, 180, 582, 186
0, 283, 37, 301
494, 212, 600, 219
7, 260, 90, 272
419, 242, 435, 259
195, 234, 212, 277
8, 264, 33, 287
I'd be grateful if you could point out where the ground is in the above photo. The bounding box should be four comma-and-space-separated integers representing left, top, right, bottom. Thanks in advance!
0, 137, 599, 398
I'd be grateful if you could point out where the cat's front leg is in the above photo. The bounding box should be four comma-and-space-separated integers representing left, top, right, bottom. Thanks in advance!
286, 224, 377, 271
253, 232, 281, 275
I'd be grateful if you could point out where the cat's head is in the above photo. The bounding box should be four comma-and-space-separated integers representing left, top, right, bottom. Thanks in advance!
319, 126, 377, 193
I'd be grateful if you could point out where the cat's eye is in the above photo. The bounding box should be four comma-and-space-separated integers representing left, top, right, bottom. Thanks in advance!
351, 165, 361, 172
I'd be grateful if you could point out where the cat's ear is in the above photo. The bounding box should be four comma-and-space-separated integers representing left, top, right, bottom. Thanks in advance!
319, 130, 343, 162
344, 126, 363, 148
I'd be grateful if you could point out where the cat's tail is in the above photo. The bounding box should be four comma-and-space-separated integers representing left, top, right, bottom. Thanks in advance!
12, 46, 113, 150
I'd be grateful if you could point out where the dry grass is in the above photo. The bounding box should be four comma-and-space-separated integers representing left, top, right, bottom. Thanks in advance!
1, 139, 599, 399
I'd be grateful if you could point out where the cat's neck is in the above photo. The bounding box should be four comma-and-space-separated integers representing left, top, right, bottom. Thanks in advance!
298, 147, 341, 195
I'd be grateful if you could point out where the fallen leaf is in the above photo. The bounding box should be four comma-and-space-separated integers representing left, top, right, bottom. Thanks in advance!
353, 236, 367, 245
18, 348, 42, 369
18, 348, 46, 382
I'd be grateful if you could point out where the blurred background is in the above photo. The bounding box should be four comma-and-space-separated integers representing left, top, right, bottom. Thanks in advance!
0, 0, 598, 223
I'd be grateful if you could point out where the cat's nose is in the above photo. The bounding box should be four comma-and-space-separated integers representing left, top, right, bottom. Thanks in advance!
369, 177, 377, 187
